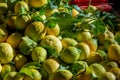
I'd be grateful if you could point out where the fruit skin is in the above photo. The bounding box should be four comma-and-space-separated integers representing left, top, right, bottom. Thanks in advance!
6, 33, 22, 48
0, 43, 14, 63
29, 0, 48, 8
25, 21, 46, 42
60, 46, 80, 64
83, 38, 98, 52
3, 72, 17, 80
31, 47, 47, 62
6, 15, 16, 30
14, 1, 29, 15
13, 53, 27, 70
40, 35, 62, 54
45, 23, 60, 36
61, 38, 78, 48
23, 69, 42, 80
90, 63, 106, 77
14, 14, 31, 30
72, 8, 79, 17
75, 42, 90, 60
100, 72, 116, 80
1, 64, 16, 79
43, 59, 60, 76
0, 27, 8, 42
45, 9, 59, 17
49, 69, 73, 80
109, 68, 120, 80
76, 30, 92, 42
0, 3, 8, 15
108, 44, 120, 64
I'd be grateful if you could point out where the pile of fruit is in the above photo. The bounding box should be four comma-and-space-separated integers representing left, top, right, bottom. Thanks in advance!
0, 0, 120, 80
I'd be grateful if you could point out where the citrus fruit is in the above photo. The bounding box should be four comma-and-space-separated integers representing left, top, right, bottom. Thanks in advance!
60, 46, 80, 63
0, 27, 8, 42
6, 15, 16, 30
0, 43, 14, 63
61, 38, 78, 48
29, 0, 48, 8
6, 33, 22, 48
83, 38, 98, 52
1, 64, 16, 79
45, 23, 60, 36
25, 21, 46, 42
31, 47, 47, 62
40, 35, 62, 53
108, 44, 120, 63
0, 3, 8, 15
49, 69, 73, 80
13, 53, 27, 70
72, 8, 79, 17
43, 59, 60, 76
23, 69, 42, 80
45, 9, 59, 17
76, 30, 92, 42
14, 1, 29, 15
14, 14, 31, 30
75, 42, 90, 60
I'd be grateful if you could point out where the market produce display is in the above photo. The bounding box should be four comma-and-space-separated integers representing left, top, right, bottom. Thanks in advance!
0, 0, 120, 80
69, 0, 112, 12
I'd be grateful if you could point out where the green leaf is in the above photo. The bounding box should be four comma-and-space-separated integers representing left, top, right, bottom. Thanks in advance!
43, 46, 58, 57
69, 61, 86, 76
91, 19, 106, 36
45, 17, 57, 28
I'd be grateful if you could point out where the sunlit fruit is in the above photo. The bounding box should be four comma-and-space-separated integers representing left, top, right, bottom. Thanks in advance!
43, 59, 60, 76
31, 47, 47, 62
13, 53, 27, 70
49, 69, 73, 80
108, 44, 120, 64
23, 69, 42, 80
45, 23, 60, 36
45, 9, 59, 17
76, 30, 92, 42
83, 38, 98, 52
60, 46, 80, 63
90, 63, 106, 77
61, 38, 78, 48
29, 0, 48, 8
40, 35, 62, 53
75, 42, 90, 60
25, 21, 46, 42
0, 43, 14, 63
72, 8, 79, 17
14, 1, 29, 15
6, 33, 22, 48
